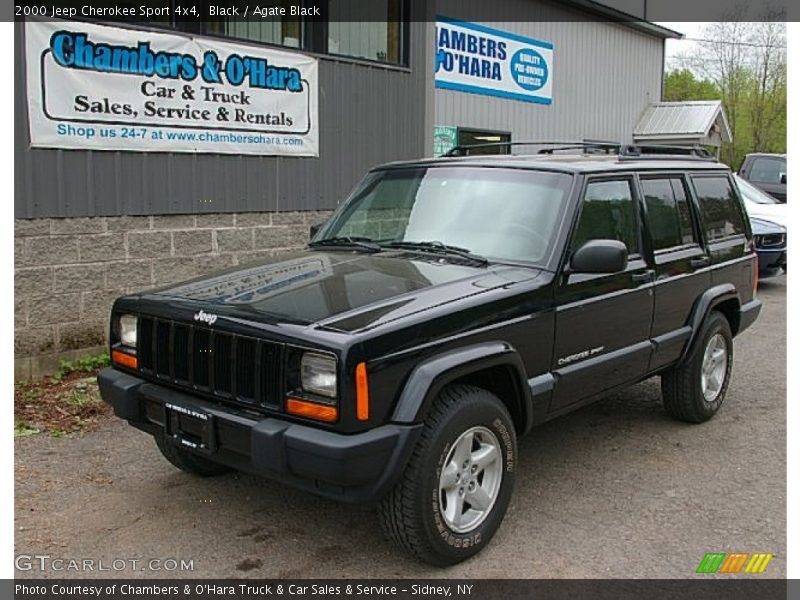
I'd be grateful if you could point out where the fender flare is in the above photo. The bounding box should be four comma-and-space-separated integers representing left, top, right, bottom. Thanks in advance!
391, 342, 533, 433
680, 283, 741, 362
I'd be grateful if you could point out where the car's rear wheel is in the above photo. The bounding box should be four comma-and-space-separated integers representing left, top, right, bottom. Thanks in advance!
378, 385, 516, 566
154, 434, 232, 477
662, 311, 733, 423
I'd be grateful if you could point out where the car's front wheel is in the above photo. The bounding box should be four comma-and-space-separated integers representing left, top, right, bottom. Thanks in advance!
378, 385, 517, 566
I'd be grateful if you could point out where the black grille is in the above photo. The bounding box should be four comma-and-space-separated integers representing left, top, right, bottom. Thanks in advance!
236, 338, 257, 401
137, 317, 283, 408
173, 325, 190, 382
155, 320, 171, 378
193, 328, 211, 389
213, 333, 233, 395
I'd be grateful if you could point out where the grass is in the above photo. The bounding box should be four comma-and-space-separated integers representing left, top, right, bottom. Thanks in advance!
50, 353, 110, 383
15, 352, 112, 437
22, 388, 41, 402
14, 422, 40, 438
64, 388, 90, 407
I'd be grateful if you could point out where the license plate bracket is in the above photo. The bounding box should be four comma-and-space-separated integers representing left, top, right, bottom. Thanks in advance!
164, 402, 216, 454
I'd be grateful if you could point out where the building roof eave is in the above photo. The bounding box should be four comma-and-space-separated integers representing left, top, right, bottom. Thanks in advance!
558, 0, 683, 39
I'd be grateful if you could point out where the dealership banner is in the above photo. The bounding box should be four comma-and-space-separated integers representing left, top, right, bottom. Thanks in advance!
8, 578, 791, 600
435, 17, 553, 105
25, 20, 318, 156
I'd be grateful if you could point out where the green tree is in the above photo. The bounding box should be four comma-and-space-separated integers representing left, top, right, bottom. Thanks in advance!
663, 69, 720, 102
747, 20, 787, 155
665, 15, 786, 169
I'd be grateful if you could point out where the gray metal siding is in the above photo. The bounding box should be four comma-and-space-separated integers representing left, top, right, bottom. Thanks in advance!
15, 20, 429, 219
434, 0, 664, 146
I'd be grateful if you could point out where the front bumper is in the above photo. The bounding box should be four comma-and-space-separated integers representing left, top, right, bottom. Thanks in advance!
756, 248, 786, 276
98, 368, 422, 503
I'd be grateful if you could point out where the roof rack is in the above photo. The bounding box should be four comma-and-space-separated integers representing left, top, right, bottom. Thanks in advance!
619, 144, 716, 161
442, 140, 717, 161
443, 140, 620, 157
538, 140, 621, 155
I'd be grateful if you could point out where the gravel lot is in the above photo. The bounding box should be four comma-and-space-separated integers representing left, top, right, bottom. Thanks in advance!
15, 276, 786, 579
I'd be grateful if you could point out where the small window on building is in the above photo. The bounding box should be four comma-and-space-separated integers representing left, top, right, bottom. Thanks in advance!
457, 129, 511, 155
692, 176, 747, 242
642, 177, 697, 250
327, 0, 404, 64
572, 180, 639, 255
748, 156, 786, 184
205, 0, 302, 48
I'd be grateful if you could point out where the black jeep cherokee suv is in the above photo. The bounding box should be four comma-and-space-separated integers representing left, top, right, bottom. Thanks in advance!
99, 144, 761, 566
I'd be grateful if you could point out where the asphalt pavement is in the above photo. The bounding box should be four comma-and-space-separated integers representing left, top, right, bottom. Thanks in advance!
14, 275, 786, 579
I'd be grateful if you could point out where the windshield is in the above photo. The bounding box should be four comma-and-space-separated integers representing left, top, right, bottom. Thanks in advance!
318, 167, 573, 264
735, 175, 779, 205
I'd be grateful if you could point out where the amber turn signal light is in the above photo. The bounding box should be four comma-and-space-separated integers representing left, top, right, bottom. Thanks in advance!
111, 349, 138, 370
286, 398, 338, 423
355, 362, 369, 421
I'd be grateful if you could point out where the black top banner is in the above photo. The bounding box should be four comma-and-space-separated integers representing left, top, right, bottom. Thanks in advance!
5, 0, 792, 23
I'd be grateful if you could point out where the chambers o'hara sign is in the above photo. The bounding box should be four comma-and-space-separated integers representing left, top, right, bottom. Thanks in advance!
435, 17, 554, 106
25, 20, 319, 156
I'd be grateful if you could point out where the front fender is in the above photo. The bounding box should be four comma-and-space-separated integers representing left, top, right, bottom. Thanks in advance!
391, 342, 533, 433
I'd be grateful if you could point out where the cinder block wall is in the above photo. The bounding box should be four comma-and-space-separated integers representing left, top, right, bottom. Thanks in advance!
14, 211, 332, 379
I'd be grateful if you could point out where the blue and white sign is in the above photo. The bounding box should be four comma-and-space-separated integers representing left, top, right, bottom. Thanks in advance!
435, 17, 554, 105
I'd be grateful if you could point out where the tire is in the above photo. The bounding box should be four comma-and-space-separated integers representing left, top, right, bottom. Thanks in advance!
154, 434, 232, 477
378, 385, 517, 566
662, 311, 733, 423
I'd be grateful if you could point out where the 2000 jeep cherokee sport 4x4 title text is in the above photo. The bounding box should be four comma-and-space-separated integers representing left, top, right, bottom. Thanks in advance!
99, 143, 761, 565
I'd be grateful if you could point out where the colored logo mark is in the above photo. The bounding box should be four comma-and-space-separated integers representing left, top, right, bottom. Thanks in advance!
696, 552, 774, 574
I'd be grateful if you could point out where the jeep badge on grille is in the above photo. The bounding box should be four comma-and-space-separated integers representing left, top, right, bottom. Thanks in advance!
193, 310, 218, 325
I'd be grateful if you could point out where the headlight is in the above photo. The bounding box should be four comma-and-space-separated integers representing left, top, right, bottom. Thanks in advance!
118, 314, 138, 348
300, 352, 337, 398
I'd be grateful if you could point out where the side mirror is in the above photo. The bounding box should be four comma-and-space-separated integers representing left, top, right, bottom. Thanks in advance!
570, 239, 628, 274
780, 173, 786, 185
309, 221, 325, 239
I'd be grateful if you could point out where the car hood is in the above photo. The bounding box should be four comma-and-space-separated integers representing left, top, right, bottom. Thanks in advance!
744, 200, 787, 229
147, 250, 541, 332
750, 217, 786, 236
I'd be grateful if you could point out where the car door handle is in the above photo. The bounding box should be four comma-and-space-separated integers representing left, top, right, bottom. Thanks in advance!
631, 270, 654, 283
690, 256, 711, 269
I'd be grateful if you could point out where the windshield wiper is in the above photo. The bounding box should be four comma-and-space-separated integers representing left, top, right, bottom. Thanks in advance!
382, 240, 489, 265
308, 236, 381, 253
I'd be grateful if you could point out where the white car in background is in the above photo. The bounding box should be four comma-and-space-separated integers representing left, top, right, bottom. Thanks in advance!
734, 174, 787, 277
735, 174, 787, 227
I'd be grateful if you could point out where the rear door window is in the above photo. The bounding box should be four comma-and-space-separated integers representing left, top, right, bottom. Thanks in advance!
642, 177, 698, 251
691, 176, 747, 242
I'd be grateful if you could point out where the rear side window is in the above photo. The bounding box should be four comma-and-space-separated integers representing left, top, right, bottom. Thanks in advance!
571, 180, 639, 255
748, 156, 785, 184
692, 176, 746, 241
642, 177, 697, 250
